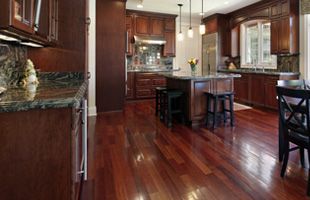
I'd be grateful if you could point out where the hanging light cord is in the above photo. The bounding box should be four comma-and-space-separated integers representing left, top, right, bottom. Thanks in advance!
189, 0, 192, 29
201, 0, 203, 21
178, 4, 182, 33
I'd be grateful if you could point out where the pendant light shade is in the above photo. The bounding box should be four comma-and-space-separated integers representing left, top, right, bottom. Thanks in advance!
199, 0, 205, 35
137, 0, 143, 8
188, 0, 193, 38
177, 3, 184, 41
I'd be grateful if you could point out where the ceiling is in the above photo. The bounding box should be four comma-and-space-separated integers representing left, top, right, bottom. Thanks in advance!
126, 0, 262, 20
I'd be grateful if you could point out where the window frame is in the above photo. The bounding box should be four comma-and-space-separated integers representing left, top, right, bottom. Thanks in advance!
240, 20, 277, 69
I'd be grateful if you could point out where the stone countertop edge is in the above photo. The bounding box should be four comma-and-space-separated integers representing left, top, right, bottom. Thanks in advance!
158, 72, 241, 81
218, 69, 300, 76
127, 68, 181, 73
0, 81, 88, 113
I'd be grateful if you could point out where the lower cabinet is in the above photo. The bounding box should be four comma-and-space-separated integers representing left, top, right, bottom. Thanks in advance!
126, 72, 167, 100
233, 72, 299, 109
0, 99, 87, 200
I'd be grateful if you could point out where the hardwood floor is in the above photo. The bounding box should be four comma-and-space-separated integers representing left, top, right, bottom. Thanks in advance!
82, 100, 310, 200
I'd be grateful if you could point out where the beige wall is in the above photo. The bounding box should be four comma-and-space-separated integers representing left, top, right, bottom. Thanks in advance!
175, 17, 202, 73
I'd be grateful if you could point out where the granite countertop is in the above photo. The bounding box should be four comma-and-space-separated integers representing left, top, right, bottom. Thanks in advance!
0, 72, 87, 113
218, 68, 300, 76
127, 68, 181, 73
158, 71, 241, 81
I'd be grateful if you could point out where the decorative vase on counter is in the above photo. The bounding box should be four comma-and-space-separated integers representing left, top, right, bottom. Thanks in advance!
188, 58, 199, 76
190, 64, 197, 76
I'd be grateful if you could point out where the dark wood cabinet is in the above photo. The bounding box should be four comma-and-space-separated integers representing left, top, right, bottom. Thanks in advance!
250, 75, 265, 106
134, 16, 164, 37
230, 72, 299, 109
234, 74, 250, 104
127, 10, 177, 58
48, 0, 58, 42
126, 72, 134, 99
126, 15, 133, 56
127, 72, 166, 100
150, 17, 164, 36
11, 0, 35, 33
164, 18, 175, 31
163, 31, 175, 57
135, 15, 149, 35
0, 99, 87, 200
270, 0, 299, 55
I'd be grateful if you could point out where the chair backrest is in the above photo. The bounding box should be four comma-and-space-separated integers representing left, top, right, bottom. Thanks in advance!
277, 79, 305, 88
276, 86, 310, 138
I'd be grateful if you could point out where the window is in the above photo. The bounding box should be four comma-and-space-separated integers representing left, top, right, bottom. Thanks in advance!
241, 20, 277, 69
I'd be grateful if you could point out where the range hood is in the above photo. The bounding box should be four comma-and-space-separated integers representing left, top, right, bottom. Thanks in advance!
134, 35, 166, 45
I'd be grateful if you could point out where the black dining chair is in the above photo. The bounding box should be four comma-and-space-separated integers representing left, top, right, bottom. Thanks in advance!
276, 86, 310, 196
277, 80, 305, 162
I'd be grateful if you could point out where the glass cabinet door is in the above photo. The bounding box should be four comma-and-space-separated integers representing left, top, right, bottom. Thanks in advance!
11, 0, 34, 33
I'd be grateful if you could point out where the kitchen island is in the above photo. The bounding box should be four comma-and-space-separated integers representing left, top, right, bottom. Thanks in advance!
0, 72, 87, 200
159, 71, 240, 126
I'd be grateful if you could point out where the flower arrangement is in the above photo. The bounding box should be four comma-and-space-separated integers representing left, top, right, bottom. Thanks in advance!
188, 58, 199, 72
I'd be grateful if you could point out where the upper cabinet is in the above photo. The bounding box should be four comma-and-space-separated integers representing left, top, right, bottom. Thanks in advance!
270, 0, 299, 55
134, 16, 164, 37
0, 0, 58, 44
11, 0, 35, 33
127, 10, 177, 57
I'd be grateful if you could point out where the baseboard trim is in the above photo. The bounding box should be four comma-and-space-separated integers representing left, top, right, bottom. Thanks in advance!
88, 106, 97, 116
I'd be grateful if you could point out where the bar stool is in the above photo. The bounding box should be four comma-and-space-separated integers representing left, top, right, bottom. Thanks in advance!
161, 89, 185, 128
205, 91, 234, 128
155, 87, 167, 117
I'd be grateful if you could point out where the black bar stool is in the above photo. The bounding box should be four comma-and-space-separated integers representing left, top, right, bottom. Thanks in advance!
161, 89, 185, 128
155, 87, 167, 117
205, 91, 234, 128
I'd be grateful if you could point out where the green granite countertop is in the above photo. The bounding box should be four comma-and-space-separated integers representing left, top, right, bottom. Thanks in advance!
218, 68, 300, 76
158, 71, 241, 81
0, 72, 87, 113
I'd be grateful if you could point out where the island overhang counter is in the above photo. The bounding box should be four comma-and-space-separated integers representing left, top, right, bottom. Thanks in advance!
159, 71, 241, 126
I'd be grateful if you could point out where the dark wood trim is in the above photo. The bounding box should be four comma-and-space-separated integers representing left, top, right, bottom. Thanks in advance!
126, 9, 177, 18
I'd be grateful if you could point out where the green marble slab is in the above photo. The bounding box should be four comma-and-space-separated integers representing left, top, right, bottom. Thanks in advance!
0, 72, 87, 113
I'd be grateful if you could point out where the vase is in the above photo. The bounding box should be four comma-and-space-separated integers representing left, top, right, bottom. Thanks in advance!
190, 64, 197, 76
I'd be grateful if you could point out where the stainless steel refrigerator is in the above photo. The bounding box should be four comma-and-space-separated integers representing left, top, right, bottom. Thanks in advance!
202, 33, 218, 74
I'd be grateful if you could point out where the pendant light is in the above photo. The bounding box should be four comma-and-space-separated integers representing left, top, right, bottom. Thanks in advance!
199, 0, 206, 35
137, 0, 143, 8
188, 0, 194, 38
177, 4, 184, 41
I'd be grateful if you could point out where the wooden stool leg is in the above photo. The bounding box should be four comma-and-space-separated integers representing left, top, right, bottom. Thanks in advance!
167, 95, 172, 128
206, 95, 211, 126
155, 90, 159, 116
222, 99, 227, 124
229, 95, 234, 126
213, 96, 218, 128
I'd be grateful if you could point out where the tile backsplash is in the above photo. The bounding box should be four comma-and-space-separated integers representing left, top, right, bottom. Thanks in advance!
225, 54, 299, 72
127, 44, 173, 68
0, 42, 27, 86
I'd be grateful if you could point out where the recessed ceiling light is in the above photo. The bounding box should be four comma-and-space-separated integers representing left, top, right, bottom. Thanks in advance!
224, 1, 229, 4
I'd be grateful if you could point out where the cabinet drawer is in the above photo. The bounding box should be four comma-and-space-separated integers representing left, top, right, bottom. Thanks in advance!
136, 88, 153, 98
136, 79, 152, 86
152, 78, 166, 86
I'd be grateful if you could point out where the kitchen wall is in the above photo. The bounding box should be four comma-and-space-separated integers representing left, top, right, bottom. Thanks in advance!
175, 17, 202, 74
0, 42, 27, 86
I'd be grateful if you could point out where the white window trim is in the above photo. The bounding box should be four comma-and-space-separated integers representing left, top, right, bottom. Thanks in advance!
300, 14, 310, 79
240, 21, 277, 69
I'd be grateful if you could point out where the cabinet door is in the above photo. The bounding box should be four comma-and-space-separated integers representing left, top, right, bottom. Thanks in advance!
264, 76, 279, 109
126, 16, 133, 55
49, 0, 58, 42
126, 72, 135, 99
250, 75, 265, 106
135, 16, 149, 35
234, 75, 250, 104
11, 0, 35, 33
279, 17, 290, 54
35, 0, 49, 40
150, 17, 164, 36
270, 20, 279, 54
163, 31, 175, 57
164, 18, 175, 31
